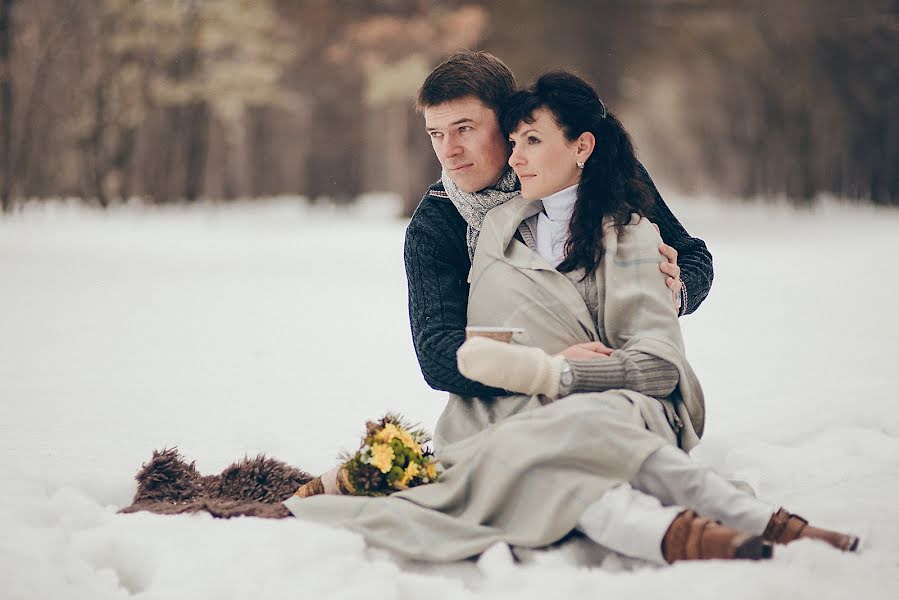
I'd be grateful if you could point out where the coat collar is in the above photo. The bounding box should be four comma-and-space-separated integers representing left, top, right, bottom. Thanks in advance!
475, 195, 598, 339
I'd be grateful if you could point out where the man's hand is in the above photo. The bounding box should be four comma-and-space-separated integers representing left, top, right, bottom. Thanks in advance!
558, 341, 614, 360
649, 221, 683, 312
659, 243, 683, 312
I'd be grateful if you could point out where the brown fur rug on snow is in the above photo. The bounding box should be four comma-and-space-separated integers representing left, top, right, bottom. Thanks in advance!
119, 448, 313, 519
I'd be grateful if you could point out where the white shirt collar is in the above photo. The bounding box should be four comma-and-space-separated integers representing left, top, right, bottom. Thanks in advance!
541, 184, 578, 222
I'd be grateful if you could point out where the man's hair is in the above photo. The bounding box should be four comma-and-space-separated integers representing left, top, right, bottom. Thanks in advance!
416, 51, 516, 115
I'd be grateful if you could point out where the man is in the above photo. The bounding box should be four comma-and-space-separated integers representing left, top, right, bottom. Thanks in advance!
404, 51, 713, 398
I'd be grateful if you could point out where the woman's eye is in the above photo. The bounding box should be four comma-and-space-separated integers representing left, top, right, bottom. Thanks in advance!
528, 136, 540, 144
508, 140, 516, 148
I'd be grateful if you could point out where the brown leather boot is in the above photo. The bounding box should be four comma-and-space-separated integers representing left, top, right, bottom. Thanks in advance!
763, 508, 859, 552
662, 510, 774, 563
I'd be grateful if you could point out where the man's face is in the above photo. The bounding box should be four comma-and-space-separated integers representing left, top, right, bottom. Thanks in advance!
424, 97, 510, 193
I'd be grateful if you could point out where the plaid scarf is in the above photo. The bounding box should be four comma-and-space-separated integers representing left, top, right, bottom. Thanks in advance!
440, 167, 520, 262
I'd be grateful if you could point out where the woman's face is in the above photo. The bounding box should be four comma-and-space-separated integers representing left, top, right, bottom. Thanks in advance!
507, 108, 584, 201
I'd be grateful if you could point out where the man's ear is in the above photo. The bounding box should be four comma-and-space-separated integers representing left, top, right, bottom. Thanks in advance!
575, 132, 595, 162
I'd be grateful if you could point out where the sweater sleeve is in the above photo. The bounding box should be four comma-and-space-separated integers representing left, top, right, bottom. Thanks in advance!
404, 199, 508, 397
638, 163, 714, 315
567, 351, 678, 398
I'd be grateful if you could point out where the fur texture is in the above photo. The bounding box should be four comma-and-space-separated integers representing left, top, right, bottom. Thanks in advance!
120, 448, 312, 519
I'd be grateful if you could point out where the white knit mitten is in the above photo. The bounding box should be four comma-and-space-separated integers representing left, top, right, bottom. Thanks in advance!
457, 337, 566, 397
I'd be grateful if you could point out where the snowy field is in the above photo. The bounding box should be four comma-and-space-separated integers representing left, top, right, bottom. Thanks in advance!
1, 196, 898, 599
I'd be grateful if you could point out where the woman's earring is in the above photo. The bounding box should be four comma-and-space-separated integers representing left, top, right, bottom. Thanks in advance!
576, 161, 585, 169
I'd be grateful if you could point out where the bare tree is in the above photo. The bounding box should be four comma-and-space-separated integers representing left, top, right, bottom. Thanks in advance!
0, 0, 12, 211
626, 0, 897, 203
1, 0, 893, 209
2, 0, 80, 209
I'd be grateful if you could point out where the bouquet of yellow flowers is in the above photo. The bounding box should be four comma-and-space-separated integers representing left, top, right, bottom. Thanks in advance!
295, 413, 440, 498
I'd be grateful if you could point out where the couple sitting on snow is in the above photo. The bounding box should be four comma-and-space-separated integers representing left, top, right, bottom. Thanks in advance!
123, 52, 858, 565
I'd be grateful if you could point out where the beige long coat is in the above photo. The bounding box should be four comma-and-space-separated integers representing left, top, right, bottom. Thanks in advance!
283, 196, 704, 562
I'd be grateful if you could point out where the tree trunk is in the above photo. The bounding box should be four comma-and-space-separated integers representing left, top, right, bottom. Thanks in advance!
183, 100, 209, 202
112, 125, 137, 201
89, 70, 109, 207
156, 106, 182, 202
0, 0, 14, 212
795, 94, 814, 203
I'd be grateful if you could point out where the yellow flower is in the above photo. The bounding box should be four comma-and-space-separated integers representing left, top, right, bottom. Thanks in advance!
373, 423, 423, 457
369, 442, 395, 474
424, 462, 438, 481
397, 429, 423, 457
374, 423, 401, 443
396, 462, 420, 489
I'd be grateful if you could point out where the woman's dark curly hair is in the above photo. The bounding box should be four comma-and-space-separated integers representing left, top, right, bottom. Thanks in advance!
501, 71, 655, 276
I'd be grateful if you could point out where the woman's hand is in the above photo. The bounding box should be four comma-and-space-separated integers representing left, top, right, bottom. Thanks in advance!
559, 341, 614, 360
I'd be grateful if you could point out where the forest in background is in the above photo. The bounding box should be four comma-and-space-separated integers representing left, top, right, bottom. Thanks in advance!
0, 0, 895, 215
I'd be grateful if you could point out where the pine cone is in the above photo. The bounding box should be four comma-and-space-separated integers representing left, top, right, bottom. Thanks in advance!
350, 464, 384, 495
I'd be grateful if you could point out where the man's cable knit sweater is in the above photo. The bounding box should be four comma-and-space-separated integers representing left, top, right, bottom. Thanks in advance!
403, 166, 714, 398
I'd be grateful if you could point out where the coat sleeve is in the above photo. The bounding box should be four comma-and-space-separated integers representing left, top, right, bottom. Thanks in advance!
404, 209, 508, 398
638, 163, 714, 316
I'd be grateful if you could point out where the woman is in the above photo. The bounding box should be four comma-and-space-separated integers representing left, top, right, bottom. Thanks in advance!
281, 72, 857, 564
449, 71, 858, 562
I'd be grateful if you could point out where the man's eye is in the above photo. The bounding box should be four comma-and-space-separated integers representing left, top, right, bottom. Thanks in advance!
429, 131, 443, 139
459, 126, 472, 133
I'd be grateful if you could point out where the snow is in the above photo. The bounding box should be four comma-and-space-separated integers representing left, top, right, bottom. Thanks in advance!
1, 197, 898, 599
